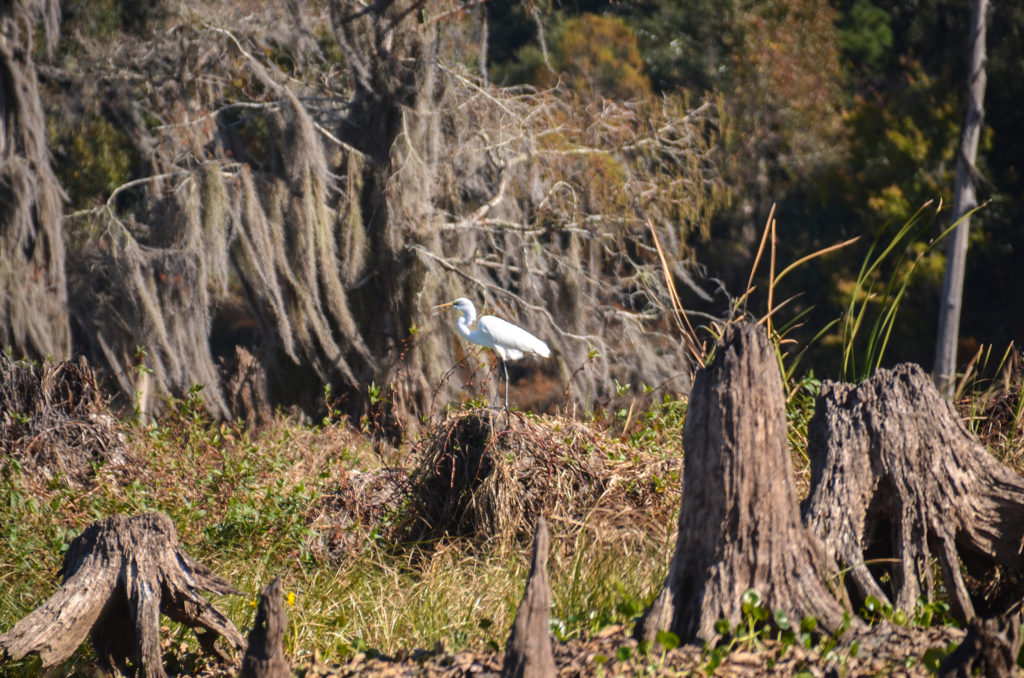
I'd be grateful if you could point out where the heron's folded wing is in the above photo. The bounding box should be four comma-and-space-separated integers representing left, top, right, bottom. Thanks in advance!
477, 315, 551, 360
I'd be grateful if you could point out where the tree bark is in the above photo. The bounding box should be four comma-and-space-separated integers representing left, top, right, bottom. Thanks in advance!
934, 0, 990, 397
241, 578, 291, 678
637, 321, 852, 643
803, 363, 1024, 622
938, 615, 1021, 678
0, 513, 245, 677
503, 518, 556, 678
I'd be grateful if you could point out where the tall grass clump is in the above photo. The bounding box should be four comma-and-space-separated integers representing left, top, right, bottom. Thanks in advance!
839, 200, 983, 382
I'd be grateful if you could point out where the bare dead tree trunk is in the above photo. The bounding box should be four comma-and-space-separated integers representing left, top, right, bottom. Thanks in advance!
503, 518, 556, 678
0, 513, 245, 677
241, 578, 291, 678
478, 1, 488, 85
803, 363, 1024, 622
934, 0, 991, 397
637, 322, 853, 643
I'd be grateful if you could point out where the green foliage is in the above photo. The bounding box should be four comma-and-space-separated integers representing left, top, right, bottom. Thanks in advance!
551, 526, 670, 642
838, 0, 893, 74
921, 643, 959, 673
837, 202, 965, 381
60, 0, 164, 42
841, 59, 962, 225
911, 597, 953, 628
785, 373, 820, 470
626, 393, 687, 454
550, 14, 651, 99
604, 0, 1024, 383
499, 13, 651, 100
0, 406, 677, 669
48, 113, 139, 211
704, 589, 815, 674
624, 0, 739, 94
859, 594, 955, 630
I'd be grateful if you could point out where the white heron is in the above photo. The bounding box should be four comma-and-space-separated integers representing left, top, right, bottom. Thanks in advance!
433, 297, 551, 409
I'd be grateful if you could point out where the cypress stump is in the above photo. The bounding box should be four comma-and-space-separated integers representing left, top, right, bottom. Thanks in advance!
241, 577, 291, 678
637, 322, 853, 643
0, 512, 245, 677
503, 518, 556, 678
802, 363, 1024, 621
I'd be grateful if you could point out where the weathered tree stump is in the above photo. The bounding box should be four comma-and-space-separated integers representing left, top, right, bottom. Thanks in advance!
241, 577, 291, 678
225, 346, 273, 431
637, 322, 853, 643
938, 614, 1021, 678
0, 512, 245, 677
802, 363, 1024, 621
503, 518, 556, 678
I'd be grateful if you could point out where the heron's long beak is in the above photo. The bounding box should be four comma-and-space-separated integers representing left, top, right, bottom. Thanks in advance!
431, 301, 454, 315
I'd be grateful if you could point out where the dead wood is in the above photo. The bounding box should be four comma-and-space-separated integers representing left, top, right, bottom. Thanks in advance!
938, 614, 1021, 678
242, 577, 291, 678
503, 518, 556, 678
637, 321, 853, 643
802, 363, 1024, 621
225, 346, 273, 430
0, 513, 245, 677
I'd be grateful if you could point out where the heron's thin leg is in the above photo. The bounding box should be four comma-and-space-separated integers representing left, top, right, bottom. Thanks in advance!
502, 360, 510, 410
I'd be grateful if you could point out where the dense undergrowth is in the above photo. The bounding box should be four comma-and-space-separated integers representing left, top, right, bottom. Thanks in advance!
1, 343, 1022, 675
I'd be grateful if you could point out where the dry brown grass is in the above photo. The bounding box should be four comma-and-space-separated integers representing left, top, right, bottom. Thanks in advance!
954, 345, 1024, 470
0, 353, 133, 490
398, 408, 680, 552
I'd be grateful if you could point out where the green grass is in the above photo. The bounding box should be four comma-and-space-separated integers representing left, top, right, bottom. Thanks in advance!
0, 395, 679, 672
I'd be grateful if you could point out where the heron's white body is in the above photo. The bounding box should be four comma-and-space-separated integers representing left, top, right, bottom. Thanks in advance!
435, 297, 550, 407
452, 300, 551, 361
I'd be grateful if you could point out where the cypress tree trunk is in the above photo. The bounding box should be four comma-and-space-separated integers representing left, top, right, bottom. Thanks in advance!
242, 578, 292, 678
934, 0, 990, 397
503, 518, 556, 678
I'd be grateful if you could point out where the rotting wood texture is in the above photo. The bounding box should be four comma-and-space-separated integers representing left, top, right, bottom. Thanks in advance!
802, 363, 1024, 621
242, 577, 291, 678
938, 614, 1021, 678
637, 321, 853, 643
0, 512, 245, 677
503, 517, 556, 678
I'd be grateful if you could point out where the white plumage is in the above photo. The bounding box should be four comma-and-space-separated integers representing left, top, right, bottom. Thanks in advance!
433, 297, 551, 408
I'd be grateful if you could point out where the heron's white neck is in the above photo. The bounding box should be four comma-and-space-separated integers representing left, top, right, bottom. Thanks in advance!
455, 305, 477, 340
